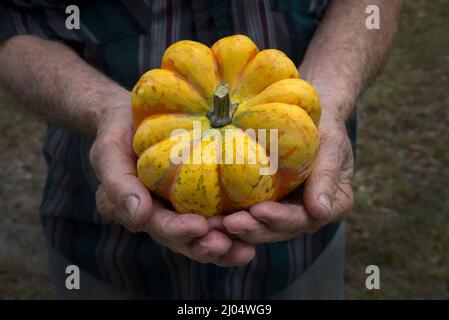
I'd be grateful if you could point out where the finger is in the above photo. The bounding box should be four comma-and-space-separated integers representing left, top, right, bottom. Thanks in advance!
146, 204, 209, 245
190, 230, 232, 263
96, 184, 130, 226
332, 180, 354, 221
208, 215, 241, 241
208, 215, 226, 231
95, 184, 150, 233
303, 131, 343, 221
90, 124, 152, 227
216, 240, 256, 267
223, 211, 274, 244
96, 184, 116, 219
249, 201, 320, 234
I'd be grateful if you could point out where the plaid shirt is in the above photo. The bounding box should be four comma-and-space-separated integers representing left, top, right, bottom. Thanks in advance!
1, 0, 354, 299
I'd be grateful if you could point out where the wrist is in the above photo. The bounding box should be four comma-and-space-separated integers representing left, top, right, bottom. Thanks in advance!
307, 81, 357, 131
313, 86, 355, 132
84, 87, 130, 136
318, 99, 353, 130
300, 67, 358, 127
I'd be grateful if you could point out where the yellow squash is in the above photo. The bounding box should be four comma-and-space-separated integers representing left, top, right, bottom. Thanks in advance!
132, 35, 320, 217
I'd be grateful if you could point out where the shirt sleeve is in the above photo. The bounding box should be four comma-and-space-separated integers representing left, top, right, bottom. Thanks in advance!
0, 2, 51, 40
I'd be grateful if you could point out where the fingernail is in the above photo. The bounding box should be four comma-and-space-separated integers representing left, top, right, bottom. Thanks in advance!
317, 194, 332, 218
125, 196, 140, 223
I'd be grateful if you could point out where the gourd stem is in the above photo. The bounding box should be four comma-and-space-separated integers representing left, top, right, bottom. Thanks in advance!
207, 84, 235, 128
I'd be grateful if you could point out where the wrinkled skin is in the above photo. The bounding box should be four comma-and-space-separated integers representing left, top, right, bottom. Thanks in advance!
90, 105, 256, 266
222, 119, 354, 243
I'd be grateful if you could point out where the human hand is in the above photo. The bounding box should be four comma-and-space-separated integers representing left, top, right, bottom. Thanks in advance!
89, 102, 255, 265
222, 117, 354, 244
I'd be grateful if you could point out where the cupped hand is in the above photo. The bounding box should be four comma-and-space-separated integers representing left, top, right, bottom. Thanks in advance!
89, 103, 255, 266
222, 119, 354, 244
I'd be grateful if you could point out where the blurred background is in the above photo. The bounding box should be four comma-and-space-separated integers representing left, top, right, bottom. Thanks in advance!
0, 0, 448, 299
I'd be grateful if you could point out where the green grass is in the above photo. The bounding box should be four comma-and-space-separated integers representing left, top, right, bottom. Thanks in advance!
346, 0, 449, 299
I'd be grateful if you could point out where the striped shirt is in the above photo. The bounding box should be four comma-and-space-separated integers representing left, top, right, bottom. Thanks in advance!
1, 0, 355, 299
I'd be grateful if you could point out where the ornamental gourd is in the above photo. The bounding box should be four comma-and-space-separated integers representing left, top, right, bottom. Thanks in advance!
131, 35, 320, 217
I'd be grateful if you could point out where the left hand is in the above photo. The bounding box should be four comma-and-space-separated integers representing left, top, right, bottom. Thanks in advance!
90, 103, 256, 266
222, 118, 354, 244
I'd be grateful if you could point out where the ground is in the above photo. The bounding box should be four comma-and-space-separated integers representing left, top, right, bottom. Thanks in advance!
0, 0, 448, 299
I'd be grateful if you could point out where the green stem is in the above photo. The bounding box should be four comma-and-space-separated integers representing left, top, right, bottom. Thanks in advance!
207, 83, 236, 128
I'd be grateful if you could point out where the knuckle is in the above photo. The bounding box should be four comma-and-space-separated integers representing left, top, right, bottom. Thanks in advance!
89, 143, 100, 168
148, 214, 171, 238
102, 178, 124, 202
89, 136, 118, 174
96, 185, 144, 231
166, 217, 189, 239
104, 178, 120, 193
193, 240, 225, 262
96, 133, 117, 147
318, 166, 338, 181
238, 222, 257, 235
339, 183, 354, 209
197, 245, 216, 258
196, 240, 222, 258
95, 186, 114, 216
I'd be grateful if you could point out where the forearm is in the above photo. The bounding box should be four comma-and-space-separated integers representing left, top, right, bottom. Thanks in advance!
0, 35, 128, 136
300, 0, 403, 124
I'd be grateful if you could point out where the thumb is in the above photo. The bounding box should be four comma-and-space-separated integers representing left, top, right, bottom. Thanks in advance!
90, 112, 153, 227
95, 184, 152, 232
303, 135, 341, 221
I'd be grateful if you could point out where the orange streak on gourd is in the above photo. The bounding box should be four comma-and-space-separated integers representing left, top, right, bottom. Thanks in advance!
231, 49, 300, 102
211, 34, 259, 92
133, 113, 209, 156
272, 166, 313, 200
233, 102, 319, 171
238, 78, 321, 125
162, 40, 220, 100
170, 139, 222, 217
131, 69, 209, 128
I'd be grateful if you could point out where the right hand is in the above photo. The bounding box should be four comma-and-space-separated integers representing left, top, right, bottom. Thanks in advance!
89, 103, 255, 266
